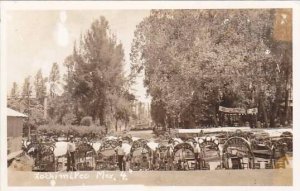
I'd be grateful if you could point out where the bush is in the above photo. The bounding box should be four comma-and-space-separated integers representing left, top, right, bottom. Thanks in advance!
37, 124, 106, 139
62, 113, 77, 125
80, 116, 93, 126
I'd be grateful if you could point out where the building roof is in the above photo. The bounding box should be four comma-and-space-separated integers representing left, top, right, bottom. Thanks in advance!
7, 108, 28, 118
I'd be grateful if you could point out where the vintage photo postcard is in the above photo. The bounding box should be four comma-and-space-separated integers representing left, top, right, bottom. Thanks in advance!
1, 1, 299, 190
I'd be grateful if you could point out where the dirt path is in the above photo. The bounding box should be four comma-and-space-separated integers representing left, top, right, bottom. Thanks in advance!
128, 130, 155, 139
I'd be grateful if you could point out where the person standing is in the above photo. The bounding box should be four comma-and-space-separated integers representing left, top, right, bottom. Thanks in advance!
179, 147, 188, 170
270, 144, 276, 168
152, 148, 160, 170
67, 136, 76, 171
141, 144, 149, 157
193, 142, 201, 170
199, 146, 206, 169
166, 145, 174, 170
115, 140, 126, 171
141, 144, 150, 170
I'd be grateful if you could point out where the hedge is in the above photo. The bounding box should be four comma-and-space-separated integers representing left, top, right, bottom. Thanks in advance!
37, 124, 106, 138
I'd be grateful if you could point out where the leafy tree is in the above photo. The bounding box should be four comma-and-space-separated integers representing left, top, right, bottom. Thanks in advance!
48, 63, 66, 123
114, 96, 132, 131
131, 9, 291, 128
8, 79, 46, 126
21, 76, 33, 114
49, 62, 60, 98
64, 16, 131, 129
28, 101, 48, 125
8, 82, 21, 111
150, 98, 167, 129
10, 82, 19, 98
47, 92, 76, 124
34, 69, 47, 104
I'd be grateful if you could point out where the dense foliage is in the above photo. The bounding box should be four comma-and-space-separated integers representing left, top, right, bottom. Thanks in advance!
131, 9, 292, 128
37, 124, 106, 139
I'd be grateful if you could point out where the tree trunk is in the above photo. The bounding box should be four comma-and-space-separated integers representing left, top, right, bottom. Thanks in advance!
270, 83, 282, 127
284, 90, 289, 125
212, 105, 218, 127
115, 119, 118, 132
283, 77, 290, 125
189, 114, 196, 128
283, 44, 292, 125
99, 111, 105, 126
163, 115, 167, 131
260, 95, 269, 128
270, 101, 278, 127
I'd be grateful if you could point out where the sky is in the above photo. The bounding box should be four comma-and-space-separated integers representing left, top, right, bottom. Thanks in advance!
5, 10, 151, 103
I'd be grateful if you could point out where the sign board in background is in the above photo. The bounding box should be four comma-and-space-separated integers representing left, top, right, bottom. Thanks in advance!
219, 106, 258, 115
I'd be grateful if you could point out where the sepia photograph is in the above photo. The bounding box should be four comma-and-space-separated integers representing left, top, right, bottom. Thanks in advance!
1, 1, 297, 189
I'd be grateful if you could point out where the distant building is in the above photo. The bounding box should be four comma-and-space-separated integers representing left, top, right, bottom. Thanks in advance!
7, 108, 27, 158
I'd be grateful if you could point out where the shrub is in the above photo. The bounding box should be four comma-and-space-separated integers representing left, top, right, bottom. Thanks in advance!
37, 124, 106, 139
80, 116, 93, 126
62, 113, 77, 125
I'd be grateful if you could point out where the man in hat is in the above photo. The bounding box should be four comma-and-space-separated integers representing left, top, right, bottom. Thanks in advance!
67, 135, 76, 171
115, 140, 126, 171
193, 142, 201, 170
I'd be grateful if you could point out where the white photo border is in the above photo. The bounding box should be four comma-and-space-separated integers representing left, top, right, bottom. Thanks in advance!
1, 1, 300, 191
